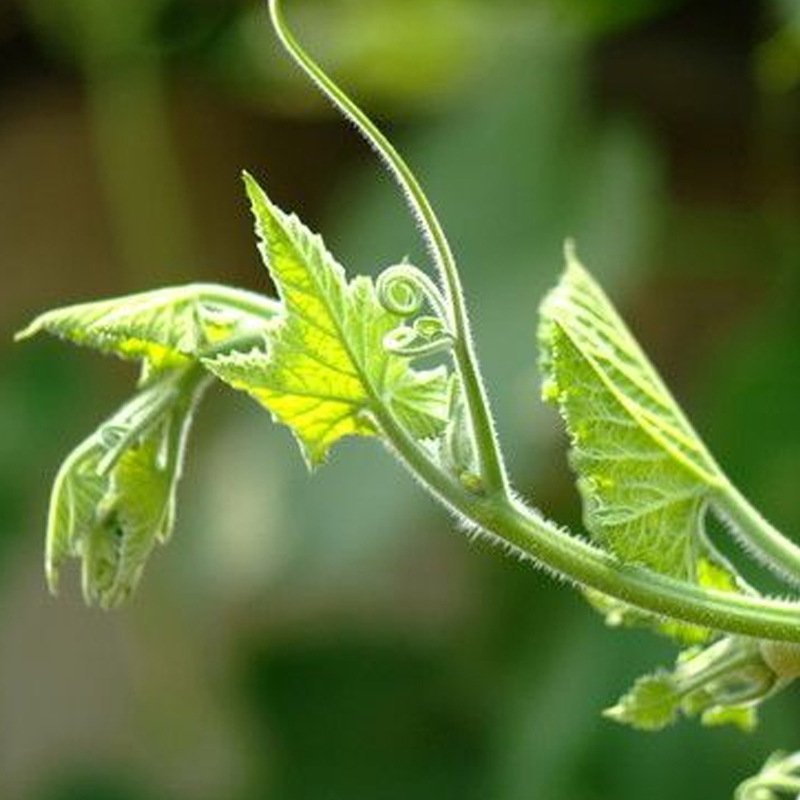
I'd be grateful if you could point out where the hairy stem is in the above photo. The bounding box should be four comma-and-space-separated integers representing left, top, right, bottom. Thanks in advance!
717, 479, 800, 589
267, 0, 508, 496
371, 404, 800, 643
260, 0, 800, 643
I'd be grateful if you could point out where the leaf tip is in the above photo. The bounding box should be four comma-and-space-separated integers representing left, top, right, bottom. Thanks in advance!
299, 439, 330, 473
601, 704, 626, 724
563, 237, 578, 264
14, 319, 40, 343
562, 238, 590, 284
242, 170, 268, 207
45, 562, 60, 597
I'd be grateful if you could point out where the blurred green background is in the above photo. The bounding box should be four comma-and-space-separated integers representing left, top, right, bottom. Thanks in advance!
1, 0, 799, 797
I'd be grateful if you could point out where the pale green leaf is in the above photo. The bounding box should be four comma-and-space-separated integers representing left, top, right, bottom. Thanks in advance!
539, 245, 727, 580
47, 365, 208, 607
700, 704, 758, 733
46, 440, 107, 589
205, 173, 448, 466
606, 636, 784, 734
19, 282, 279, 607
17, 283, 278, 368
603, 672, 681, 731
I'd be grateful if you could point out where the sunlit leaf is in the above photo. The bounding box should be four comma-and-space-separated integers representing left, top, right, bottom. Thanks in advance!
206, 173, 448, 467
17, 283, 278, 369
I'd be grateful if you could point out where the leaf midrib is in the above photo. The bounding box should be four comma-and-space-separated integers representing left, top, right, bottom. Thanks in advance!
553, 319, 722, 489
275, 207, 391, 414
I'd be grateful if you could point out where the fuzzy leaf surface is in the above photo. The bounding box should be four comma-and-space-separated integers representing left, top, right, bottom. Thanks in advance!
206, 173, 448, 466
17, 283, 278, 368
539, 247, 727, 580
47, 366, 208, 607
605, 636, 779, 733
604, 672, 681, 731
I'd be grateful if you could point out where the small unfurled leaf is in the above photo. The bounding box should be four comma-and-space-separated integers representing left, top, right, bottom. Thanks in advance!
47, 365, 209, 607
206, 173, 448, 466
604, 672, 681, 731
606, 636, 787, 733
19, 282, 278, 608
539, 245, 728, 581
700, 704, 758, 732
17, 283, 278, 368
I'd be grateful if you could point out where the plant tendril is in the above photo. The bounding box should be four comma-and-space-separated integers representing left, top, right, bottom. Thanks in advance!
377, 264, 451, 322
377, 264, 456, 357
382, 326, 456, 359
267, 0, 509, 496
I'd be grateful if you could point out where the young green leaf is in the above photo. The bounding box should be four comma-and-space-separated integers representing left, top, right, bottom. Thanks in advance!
16, 283, 279, 368
604, 672, 682, 731
18, 282, 280, 607
205, 173, 449, 467
47, 365, 209, 607
605, 636, 787, 733
539, 245, 728, 581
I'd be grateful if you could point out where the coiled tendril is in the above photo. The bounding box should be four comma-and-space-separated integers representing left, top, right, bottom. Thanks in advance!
377, 264, 455, 358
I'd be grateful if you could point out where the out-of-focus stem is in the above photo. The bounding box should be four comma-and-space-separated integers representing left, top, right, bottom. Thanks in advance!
84, 56, 196, 283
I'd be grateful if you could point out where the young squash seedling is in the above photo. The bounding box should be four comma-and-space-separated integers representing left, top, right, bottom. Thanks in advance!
16, 1, 800, 795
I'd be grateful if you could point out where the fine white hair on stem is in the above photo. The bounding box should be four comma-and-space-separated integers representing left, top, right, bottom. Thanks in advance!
266, 0, 453, 314
266, 0, 510, 497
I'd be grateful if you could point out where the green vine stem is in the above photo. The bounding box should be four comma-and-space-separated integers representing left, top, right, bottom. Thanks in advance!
262, 0, 800, 643
370, 400, 800, 643
716, 479, 800, 589
267, 0, 508, 498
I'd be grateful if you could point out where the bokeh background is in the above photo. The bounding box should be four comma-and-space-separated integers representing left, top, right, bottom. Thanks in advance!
1, 0, 799, 798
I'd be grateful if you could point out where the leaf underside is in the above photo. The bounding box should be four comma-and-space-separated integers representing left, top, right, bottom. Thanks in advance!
604, 671, 681, 731
48, 366, 207, 607
538, 247, 727, 582
19, 280, 285, 605
605, 636, 772, 733
206, 172, 448, 467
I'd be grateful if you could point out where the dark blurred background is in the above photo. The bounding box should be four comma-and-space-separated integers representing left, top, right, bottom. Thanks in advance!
1, 0, 799, 798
